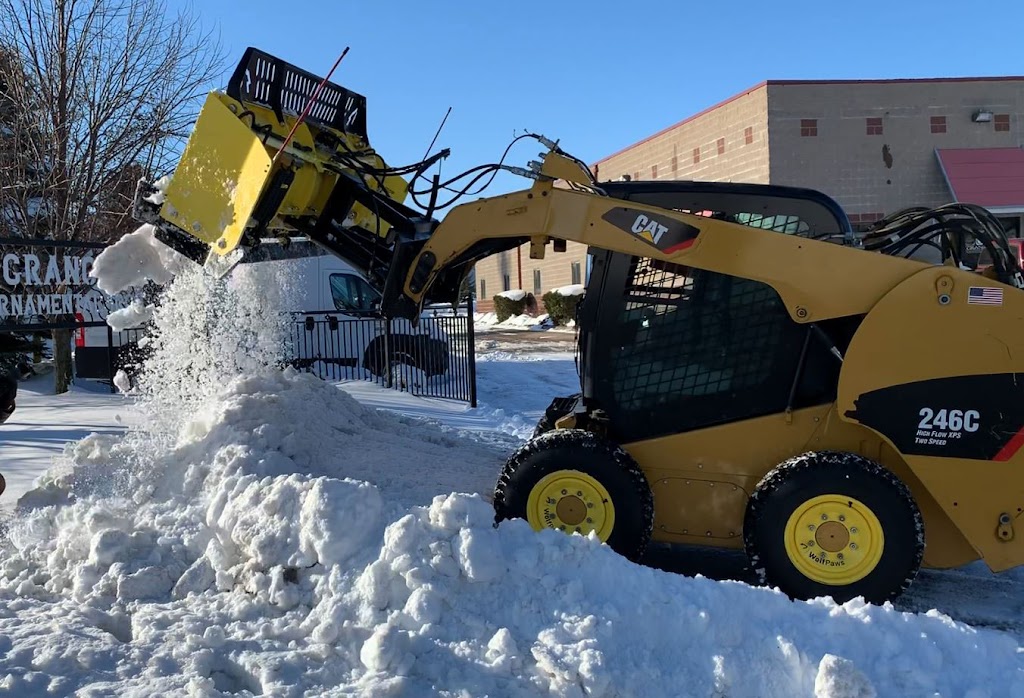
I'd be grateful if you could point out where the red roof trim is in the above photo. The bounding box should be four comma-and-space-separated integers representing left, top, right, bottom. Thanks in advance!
935, 147, 1024, 208
592, 76, 1024, 168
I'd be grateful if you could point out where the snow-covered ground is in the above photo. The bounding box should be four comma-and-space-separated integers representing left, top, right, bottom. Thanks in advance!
1, 373, 136, 512
0, 229, 1022, 696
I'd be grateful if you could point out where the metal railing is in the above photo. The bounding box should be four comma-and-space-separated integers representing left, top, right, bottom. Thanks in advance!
289, 308, 477, 405
51, 307, 478, 405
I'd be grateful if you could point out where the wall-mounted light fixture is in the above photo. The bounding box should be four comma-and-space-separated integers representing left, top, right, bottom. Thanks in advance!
972, 110, 994, 123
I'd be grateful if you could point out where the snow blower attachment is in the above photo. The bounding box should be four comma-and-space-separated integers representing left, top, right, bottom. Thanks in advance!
139, 46, 1024, 607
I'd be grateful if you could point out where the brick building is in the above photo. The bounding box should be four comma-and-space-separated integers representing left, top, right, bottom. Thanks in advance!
472, 76, 1024, 312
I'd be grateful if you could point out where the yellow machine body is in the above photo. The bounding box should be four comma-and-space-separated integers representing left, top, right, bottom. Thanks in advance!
388, 171, 1024, 577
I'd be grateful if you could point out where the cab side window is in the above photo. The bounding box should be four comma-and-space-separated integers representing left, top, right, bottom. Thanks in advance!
329, 273, 379, 312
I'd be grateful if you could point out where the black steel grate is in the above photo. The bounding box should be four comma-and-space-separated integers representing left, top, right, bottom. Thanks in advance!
226, 47, 368, 139
605, 257, 802, 438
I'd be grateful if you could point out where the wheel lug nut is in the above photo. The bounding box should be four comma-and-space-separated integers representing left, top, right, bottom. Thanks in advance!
850, 527, 858, 534
808, 524, 816, 531
837, 553, 844, 559
561, 489, 567, 495
821, 514, 828, 521
839, 515, 845, 522
586, 518, 593, 523
850, 543, 858, 550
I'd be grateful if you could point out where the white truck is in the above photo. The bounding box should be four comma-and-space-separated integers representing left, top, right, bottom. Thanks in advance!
274, 251, 452, 383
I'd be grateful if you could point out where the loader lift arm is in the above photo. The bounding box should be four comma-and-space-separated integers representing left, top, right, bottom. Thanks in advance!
381, 149, 932, 327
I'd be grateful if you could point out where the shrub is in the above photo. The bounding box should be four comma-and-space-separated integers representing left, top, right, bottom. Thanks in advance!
493, 290, 532, 322
542, 289, 584, 325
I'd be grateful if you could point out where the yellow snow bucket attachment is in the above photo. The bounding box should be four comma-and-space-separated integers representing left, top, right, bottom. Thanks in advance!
133, 47, 423, 282
156, 91, 274, 256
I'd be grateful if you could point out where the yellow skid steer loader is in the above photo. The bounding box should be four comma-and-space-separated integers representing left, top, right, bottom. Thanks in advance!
133, 47, 1024, 604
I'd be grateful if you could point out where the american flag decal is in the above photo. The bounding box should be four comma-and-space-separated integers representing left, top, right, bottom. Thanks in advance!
968, 286, 1003, 305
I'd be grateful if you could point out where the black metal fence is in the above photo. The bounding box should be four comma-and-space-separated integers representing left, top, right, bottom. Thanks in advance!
104, 308, 478, 405
289, 308, 477, 406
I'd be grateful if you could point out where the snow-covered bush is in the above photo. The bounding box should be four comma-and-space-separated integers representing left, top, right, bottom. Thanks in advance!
492, 289, 533, 322
542, 284, 585, 325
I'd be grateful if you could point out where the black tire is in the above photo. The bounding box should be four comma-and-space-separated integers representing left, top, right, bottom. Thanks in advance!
493, 429, 654, 562
743, 450, 924, 604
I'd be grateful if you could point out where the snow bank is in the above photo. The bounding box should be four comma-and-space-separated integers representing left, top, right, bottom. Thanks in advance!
551, 283, 585, 296
475, 311, 554, 331
1, 237, 1022, 696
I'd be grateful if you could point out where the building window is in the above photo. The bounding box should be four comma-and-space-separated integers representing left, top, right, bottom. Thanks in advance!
995, 114, 1010, 132
571, 261, 582, 285
502, 274, 510, 292
800, 119, 817, 137
533, 269, 542, 295
717, 137, 725, 155
866, 117, 883, 136
634, 171, 640, 181
651, 164, 658, 178
744, 126, 753, 144
671, 155, 678, 173
693, 147, 701, 164
479, 278, 486, 298
930, 116, 947, 134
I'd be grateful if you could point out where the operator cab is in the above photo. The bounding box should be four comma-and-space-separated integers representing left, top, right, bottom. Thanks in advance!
555, 180, 859, 444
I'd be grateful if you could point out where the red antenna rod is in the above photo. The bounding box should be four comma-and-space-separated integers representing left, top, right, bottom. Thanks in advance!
270, 46, 350, 167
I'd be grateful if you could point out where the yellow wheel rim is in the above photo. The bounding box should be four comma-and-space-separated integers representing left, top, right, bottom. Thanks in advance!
526, 470, 615, 541
783, 494, 884, 586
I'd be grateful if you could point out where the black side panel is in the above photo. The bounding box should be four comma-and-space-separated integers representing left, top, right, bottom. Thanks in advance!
226, 46, 368, 138
845, 374, 1024, 461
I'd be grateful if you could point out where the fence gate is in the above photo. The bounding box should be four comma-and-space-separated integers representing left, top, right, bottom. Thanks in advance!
290, 303, 477, 406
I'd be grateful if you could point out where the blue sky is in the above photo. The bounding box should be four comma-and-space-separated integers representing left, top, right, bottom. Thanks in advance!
172, 0, 1022, 206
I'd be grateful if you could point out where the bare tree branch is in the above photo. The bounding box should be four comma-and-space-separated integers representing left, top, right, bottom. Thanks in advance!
0, 0, 226, 391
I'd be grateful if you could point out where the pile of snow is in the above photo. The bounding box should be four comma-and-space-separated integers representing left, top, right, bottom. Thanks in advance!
550, 283, 585, 297
0, 226, 1021, 695
496, 289, 527, 301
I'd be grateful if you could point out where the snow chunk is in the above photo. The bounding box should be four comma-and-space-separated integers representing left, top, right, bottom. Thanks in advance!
89, 223, 187, 294
815, 654, 877, 698
112, 369, 132, 394
143, 175, 171, 205
106, 298, 154, 331
496, 289, 526, 301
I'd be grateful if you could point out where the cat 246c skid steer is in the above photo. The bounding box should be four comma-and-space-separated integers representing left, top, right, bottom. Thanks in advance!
134, 47, 1024, 604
